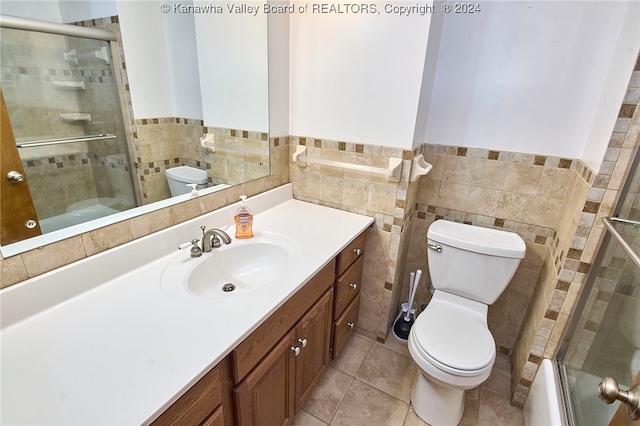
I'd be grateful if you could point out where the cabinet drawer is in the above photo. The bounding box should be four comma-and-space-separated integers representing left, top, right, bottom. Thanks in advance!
332, 293, 360, 359
152, 364, 222, 426
334, 255, 363, 319
201, 405, 224, 426
232, 259, 335, 383
336, 232, 366, 276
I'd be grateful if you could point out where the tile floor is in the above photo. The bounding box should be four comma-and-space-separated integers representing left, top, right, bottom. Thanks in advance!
292, 332, 524, 426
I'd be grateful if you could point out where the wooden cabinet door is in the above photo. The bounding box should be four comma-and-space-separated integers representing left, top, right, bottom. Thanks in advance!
295, 289, 333, 409
234, 330, 296, 426
0, 89, 41, 245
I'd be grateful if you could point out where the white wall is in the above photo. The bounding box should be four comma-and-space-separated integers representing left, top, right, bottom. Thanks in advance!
58, 0, 117, 23
289, 7, 432, 148
0, 1, 62, 22
117, 1, 175, 118
163, 7, 203, 119
581, 0, 640, 171
423, 1, 639, 171
413, 1, 445, 150
0, 0, 117, 26
194, 8, 269, 131
119, 0, 269, 125
268, 10, 290, 137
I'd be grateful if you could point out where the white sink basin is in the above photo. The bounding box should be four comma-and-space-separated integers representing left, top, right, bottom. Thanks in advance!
161, 232, 299, 301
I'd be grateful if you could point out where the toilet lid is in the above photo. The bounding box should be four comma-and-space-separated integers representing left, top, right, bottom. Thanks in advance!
165, 166, 207, 184
413, 305, 495, 373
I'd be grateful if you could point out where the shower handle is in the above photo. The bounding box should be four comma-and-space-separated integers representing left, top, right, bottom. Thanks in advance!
6, 171, 24, 183
598, 377, 640, 420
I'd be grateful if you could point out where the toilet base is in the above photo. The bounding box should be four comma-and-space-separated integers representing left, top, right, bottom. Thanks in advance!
411, 371, 465, 426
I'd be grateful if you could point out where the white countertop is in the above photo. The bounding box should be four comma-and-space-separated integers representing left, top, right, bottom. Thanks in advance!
0, 184, 373, 425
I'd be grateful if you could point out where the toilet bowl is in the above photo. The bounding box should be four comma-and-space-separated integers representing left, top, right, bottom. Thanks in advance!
408, 220, 526, 425
165, 166, 208, 197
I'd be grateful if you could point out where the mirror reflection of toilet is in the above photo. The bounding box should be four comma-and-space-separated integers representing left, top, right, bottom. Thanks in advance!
165, 166, 208, 197
408, 220, 526, 425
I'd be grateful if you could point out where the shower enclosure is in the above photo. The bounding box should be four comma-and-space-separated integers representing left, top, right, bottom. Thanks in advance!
558, 154, 640, 424
0, 19, 136, 234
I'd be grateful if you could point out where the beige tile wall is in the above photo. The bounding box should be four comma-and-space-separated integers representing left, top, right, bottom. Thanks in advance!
205, 127, 270, 186
406, 145, 591, 354
283, 127, 621, 411
133, 119, 270, 203
288, 136, 416, 340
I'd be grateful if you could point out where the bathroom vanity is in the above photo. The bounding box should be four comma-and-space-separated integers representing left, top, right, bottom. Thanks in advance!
0, 184, 372, 425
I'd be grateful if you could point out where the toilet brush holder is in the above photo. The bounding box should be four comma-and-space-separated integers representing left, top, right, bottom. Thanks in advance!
395, 302, 410, 321
392, 303, 416, 341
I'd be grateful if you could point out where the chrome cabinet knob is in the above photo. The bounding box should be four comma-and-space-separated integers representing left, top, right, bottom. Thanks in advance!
347, 322, 355, 329
298, 338, 308, 347
290, 346, 301, 356
350, 283, 357, 290
598, 377, 640, 420
353, 248, 362, 256
7, 171, 24, 183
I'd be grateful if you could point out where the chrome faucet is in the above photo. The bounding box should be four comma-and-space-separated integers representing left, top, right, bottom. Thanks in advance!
200, 226, 232, 252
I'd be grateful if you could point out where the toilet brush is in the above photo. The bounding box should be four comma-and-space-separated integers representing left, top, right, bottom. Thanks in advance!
392, 270, 422, 341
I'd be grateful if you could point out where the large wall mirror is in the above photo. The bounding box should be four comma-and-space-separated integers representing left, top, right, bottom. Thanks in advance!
0, 0, 270, 256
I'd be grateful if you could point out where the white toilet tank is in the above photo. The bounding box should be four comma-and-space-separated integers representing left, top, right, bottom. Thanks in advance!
165, 166, 208, 197
427, 220, 526, 304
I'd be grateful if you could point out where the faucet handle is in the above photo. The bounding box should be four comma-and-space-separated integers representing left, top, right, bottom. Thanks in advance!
211, 234, 222, 249
179, 239, 203, 258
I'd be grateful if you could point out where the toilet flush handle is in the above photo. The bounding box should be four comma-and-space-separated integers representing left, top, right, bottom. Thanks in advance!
427, 243, 442, 253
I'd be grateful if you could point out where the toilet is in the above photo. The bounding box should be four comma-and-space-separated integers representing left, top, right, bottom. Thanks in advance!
408, 219, 526, 425
165, 166, 208, 197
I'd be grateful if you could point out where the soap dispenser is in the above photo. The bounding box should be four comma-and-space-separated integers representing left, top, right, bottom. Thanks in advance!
234, 195, 254, 239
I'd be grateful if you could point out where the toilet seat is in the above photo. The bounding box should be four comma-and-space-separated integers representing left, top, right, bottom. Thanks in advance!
412, 305, 495, 376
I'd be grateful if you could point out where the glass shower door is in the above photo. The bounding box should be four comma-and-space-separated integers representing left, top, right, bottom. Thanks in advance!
0, 26, 136, 234
558, 205, 640, 422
